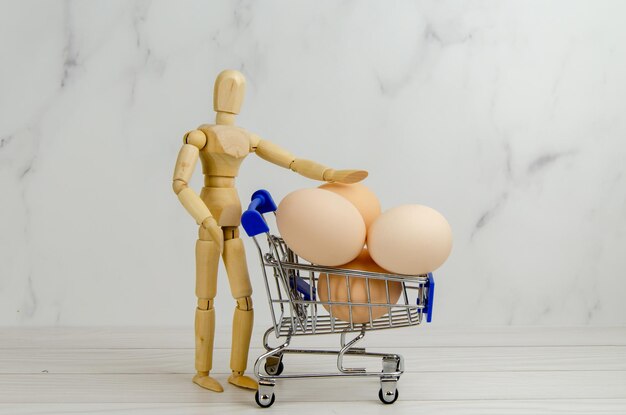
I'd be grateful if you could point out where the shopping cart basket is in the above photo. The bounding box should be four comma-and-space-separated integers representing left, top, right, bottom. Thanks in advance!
241, 189, 435, 407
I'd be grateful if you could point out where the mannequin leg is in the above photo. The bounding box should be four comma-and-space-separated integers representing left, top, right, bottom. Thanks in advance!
192, 225, 223, 392
222, 226, 258, 390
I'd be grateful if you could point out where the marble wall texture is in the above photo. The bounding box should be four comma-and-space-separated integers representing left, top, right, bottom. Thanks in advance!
1, 0, 625, 328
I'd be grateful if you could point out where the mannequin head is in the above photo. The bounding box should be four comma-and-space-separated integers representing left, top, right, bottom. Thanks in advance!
213, 69, 246, 119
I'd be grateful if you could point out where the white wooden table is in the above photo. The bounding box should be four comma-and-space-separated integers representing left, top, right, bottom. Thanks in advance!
1, 327, 625, 414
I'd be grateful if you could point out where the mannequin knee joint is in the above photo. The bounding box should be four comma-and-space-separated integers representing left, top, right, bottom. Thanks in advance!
197, 298, 214, 310
236, 296, 253, 311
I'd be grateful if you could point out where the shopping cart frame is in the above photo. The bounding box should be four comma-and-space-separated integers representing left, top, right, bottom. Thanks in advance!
241, 190, 435, 407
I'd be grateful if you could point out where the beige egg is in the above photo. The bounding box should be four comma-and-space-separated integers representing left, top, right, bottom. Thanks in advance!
318, 182, 381, 229
276, 188, 365, 266
317, 248, 402, 323
367, 205, 452, 275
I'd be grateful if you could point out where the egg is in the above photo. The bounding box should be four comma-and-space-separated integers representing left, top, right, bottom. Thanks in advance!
367, 205, 452, 275
317, 248, 402, 323
276, 188, 365, 266
318, 182, 381, 229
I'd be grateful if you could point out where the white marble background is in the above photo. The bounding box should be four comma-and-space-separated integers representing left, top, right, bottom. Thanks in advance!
0, 0, 624, 328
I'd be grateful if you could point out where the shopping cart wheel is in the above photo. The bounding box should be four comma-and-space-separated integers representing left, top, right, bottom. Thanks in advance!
264, 361, 284, 376
378, 387, 399, 404
255, 390, 276, 408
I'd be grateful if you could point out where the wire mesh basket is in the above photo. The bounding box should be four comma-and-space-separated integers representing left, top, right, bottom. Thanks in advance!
241, 189, 435, 407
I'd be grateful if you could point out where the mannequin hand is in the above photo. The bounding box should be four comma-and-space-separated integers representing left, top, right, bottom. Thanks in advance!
201, 217, 224, 253
323, 169, 368, 184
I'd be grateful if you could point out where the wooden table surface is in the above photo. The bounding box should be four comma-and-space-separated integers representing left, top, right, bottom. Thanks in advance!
1, 326, 625, 414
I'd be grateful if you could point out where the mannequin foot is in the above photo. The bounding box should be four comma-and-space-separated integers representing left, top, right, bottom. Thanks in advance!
193, 372, 224, 392
228, 371, 258, 390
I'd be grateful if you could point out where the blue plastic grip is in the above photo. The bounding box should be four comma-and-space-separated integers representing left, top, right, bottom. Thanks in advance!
424, 272, 435, 323
241, 189, 277, 237
290, 276, 316, 301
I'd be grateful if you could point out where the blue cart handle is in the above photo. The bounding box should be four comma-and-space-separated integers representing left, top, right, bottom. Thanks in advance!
424, 273, 435, 323
241, 189, 278, 237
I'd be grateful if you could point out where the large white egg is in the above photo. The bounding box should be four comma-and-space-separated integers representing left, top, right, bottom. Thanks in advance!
276, 188, 366, 266
318, 182, 381, 229
318, 248, 402, 323
367, 205, 452, 275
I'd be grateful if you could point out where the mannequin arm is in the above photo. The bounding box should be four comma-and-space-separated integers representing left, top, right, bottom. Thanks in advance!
250, 135, 367, 183
172, 130, 223, 251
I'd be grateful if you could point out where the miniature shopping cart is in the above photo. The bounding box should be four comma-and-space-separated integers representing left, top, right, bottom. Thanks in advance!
241, 190, 435, 408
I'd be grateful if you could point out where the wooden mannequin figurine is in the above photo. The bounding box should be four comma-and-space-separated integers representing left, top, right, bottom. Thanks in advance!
172, 70, 368, 392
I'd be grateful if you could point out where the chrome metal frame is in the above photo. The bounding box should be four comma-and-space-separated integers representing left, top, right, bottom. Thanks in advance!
250, 217, 431, 406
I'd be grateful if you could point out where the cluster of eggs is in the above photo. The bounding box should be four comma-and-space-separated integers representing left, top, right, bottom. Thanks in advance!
276, 183, 452, 323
